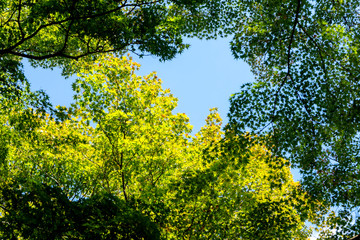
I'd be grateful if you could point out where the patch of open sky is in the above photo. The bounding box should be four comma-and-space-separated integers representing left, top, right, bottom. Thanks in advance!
130, 37, 253, 134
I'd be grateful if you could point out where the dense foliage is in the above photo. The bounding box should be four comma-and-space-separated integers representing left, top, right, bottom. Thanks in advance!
225, 0, 360, 238
4, 0, 360, 238
0, 0, 221, 62
0, 181, 160, 240
0, 55, 319, 239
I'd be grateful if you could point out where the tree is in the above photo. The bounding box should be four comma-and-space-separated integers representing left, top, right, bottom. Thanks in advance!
225, 0, 360, 238
0, 0, 223, 114
0, 0, 221, 62
0, 54, 319, 239
0, 180, 161, 239
167, 109, 322, 239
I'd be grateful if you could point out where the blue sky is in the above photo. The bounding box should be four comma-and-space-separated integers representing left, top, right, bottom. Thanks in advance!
24, 38, 253, 134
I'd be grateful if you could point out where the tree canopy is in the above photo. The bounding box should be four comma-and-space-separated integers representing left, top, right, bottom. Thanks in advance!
225, 0, 360, 238
0, 55, 320, 239
3, 0, 360, 238
0, 0, 221, 62
0, 0, 223, 120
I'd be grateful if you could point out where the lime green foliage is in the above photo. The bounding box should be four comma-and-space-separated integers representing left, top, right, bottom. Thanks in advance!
169, 109, 319, 239
225, 1, 360, 237
1, 55, 317, 239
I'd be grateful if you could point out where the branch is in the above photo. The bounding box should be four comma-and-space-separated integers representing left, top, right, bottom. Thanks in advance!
183, 201, 200, 238
297, 22, 329, 80
349, 234, 360, 240
58, 19, 75, 54
120, 152, 128, 202
0, 205, 10, 213
270, 0, 302, 120
7, 47, 120, 60
0, 1, 147, 59
16, 0, 25, 38
2, 8, 17, 27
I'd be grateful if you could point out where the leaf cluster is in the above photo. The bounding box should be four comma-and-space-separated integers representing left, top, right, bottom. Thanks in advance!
0, 179, 160, 240
225, 0, 360, 237
0, 0, 223, 65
